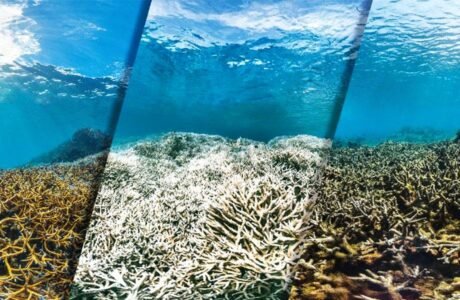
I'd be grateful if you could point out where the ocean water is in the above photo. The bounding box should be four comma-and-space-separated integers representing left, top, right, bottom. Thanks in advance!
0, 0, 151, 168
112, 0, 372, 144
336, 0, 460, 143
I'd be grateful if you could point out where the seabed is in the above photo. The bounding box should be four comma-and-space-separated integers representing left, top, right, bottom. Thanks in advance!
1, 132, 458, 299
72, 132, 330, 299
72, 132, 459, 300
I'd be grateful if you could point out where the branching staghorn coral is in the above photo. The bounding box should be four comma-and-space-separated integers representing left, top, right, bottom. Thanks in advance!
290, 139, 460, 300
0, 156, 105, 299
72, 132, 331, 299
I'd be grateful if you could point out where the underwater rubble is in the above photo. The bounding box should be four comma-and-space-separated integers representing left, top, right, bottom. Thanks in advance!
72, 132, 331, 299
0, 156, 106, 299
290, 137, 460, 299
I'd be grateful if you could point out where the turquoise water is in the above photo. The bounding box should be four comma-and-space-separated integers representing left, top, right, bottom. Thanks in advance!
0, 0, 150, 168
336, 0, 460, 143
112, 0, 371, 143
4, 0, 457, 169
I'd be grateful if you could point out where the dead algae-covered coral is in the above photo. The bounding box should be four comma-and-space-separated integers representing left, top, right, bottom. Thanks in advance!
290, 138, 460, 300
73, 132, 331, 299
0, 157, 105, 299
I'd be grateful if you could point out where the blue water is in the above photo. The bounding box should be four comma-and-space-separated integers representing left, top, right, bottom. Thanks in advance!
336, 0, 460, 143
112, 0, 371, 144
0, 0, 151, 168
4, 0, 456, 169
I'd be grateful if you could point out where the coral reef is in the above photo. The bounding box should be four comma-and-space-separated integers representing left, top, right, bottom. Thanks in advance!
290, 139, 460, 299
31, 128, 111, 165
0, 156, 105, 299
72, 132, 331, 299
387, 127, 451, 144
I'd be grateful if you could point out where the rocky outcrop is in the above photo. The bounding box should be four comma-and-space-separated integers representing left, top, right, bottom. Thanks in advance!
31, 128, 111, 165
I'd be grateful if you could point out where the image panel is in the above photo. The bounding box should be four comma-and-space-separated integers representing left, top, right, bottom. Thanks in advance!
0, 0, 150, 298
290, 0, 460, 299
73, 0, 371, 299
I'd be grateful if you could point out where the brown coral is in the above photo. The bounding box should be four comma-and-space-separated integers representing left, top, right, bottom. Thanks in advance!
290, 140, 460, 300
0, 156, 105, 299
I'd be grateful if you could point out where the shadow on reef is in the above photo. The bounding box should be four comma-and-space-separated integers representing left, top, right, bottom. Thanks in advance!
0, 157, 106, 299
30, 128, 111, 165
290, 134, 460, 299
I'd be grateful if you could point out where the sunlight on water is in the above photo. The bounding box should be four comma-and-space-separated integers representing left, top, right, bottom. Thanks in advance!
0, 0, 149, 168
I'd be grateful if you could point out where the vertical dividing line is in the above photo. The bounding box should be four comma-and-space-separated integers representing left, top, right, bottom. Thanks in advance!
107, 0, 153, 139
325, 0, 373, 140
289, 2, 373, 296
68, 0, 153, 289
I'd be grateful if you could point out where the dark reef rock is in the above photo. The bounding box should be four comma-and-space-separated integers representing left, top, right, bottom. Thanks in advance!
31, 128, 111, 165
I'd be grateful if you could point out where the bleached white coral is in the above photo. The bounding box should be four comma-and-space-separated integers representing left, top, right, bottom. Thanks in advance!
73, 132, 329, 299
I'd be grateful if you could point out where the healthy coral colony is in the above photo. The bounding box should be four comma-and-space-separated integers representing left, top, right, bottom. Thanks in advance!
290, 134, 460, 299
0, 152, 107, 299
